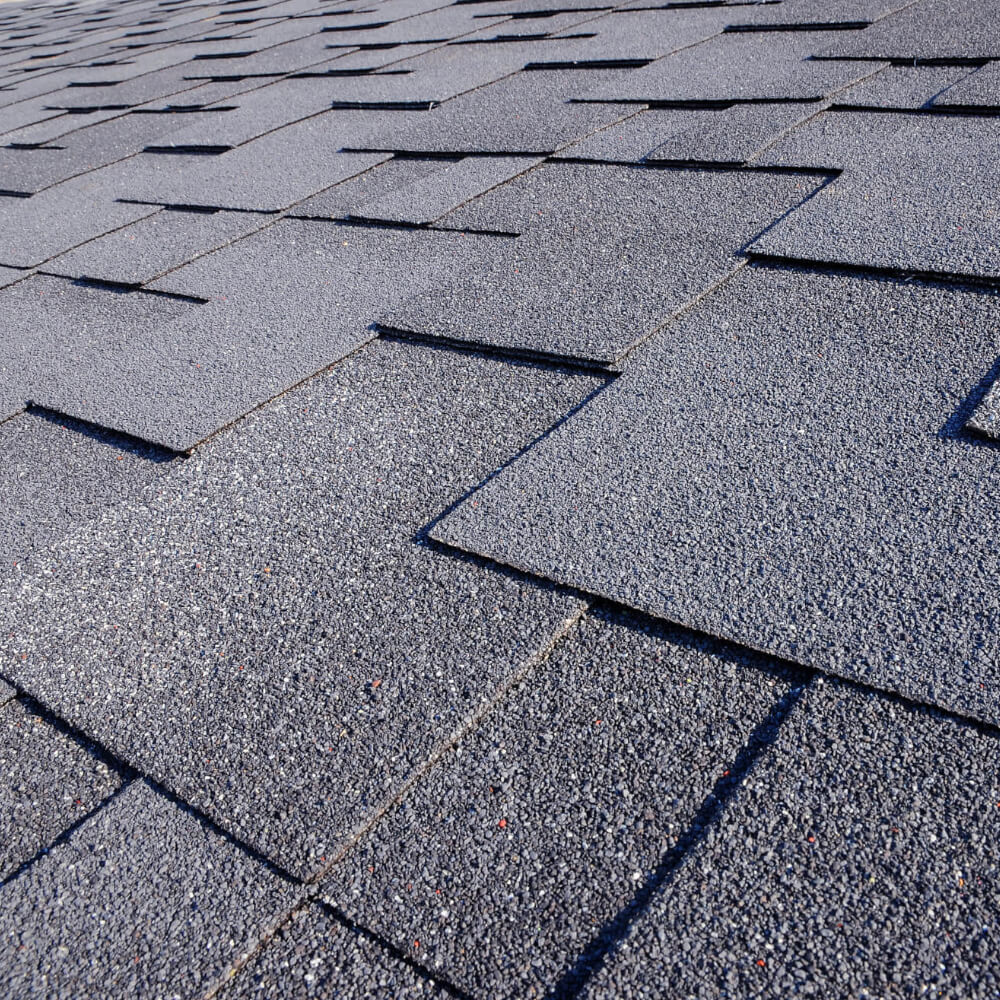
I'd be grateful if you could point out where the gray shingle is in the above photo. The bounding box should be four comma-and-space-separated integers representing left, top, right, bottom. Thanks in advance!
749, 113, 1000, 279
0, 273, 193, 425
0, 780, 298, 1000
0, 409, 175, 569
383, 162, 820, 363
362, 68, 636, 154
582, 677, 1000, 1000
932, 61, 1000, 108
833, 63, 978, 108
352, 153, 543, 223
0, 698, 124, 880
288, 155, 458, 219
430, 265, 1000, 725
817, 0, 1000, 60
46, 205, 272, 284
0, 167, 156, 267
585, 30, 888, 103
725, 0, 913, 29
217, 905, 449, 999
324, 607, 801, 999
116, 112, 398, 210
555, 103, 822, 164
2, 339, 598, 878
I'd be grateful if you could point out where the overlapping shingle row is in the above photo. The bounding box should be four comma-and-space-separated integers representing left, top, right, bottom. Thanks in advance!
1, 0, 999, 996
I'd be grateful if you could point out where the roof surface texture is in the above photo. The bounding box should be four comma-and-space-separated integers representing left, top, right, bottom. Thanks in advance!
0, 0, 998, 996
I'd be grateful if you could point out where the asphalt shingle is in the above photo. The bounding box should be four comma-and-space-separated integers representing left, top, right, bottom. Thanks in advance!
324, 607, 802, 999
45, 204, 271, 284
582, 677, 1000, 1000
384, 162, 820, 363
217, 905, 449, 999
0, 167, 155, 267
585, 30, 887, 103
0, 408, 174, 568
0, 697, 124, 880
3, 338, 598, 879
554, 104, 820, 165
0, 779, 298, 1000
430, 265, 1000, 725
817, 0, 1000, 60
359, 68, 636, 155
749, 112, 1000, 279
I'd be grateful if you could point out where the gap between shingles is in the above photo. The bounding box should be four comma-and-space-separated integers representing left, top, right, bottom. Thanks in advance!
543, 677, 812, 1000
198, 602, 592, 1000
747, 251, 1000, 292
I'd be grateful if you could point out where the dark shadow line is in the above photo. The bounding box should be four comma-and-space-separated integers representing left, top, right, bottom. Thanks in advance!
378, 323, 617, 373
0, 781, 135, 890
319, 902, 477, 1000
745, 252, 1000, 293
543, 681, 811, 999
24, 404, 180, 463
415, 373, 618, 545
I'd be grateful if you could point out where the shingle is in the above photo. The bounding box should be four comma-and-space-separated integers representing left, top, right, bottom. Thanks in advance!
42, 61, 207, 108
2, 338, 598, 878
0, 698, 124, 880
55, 218, 512, 450
46, 204, 272, 284
116, 112, 398, 210
362, 68, 636, 154
216, 905, 449, 999
817, 0, 1000, 60
352, 153, 543, 223
725, 0, 912, 29
0, 780, 298, 999
146, 76, 348, 149
316, 5, 506, 45
749, 113, 1000, 278
931, 61, 1000, 108
0, 167, 156, 267
288, 154, 458, 219
0, 271, 192, 425
582, 677, 1000, 1000
319, 41, 534, 108
0, 94, 65, 134
383, 162, 819, 363
537, 5, 734, 62
585, 30, 888, 103
429, 265, 1000, 725
324, 607, 801, 999
0, 109, 209, 193
833, 63, 978, 108
967, 378, 1000, 441
555, 103, 821, 164
0, 409, 175, 568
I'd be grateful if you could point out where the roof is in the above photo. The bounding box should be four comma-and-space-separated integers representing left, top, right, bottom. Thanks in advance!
0, 0, 998, 995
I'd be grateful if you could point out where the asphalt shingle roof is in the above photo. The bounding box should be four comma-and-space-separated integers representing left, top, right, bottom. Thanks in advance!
0, 0, 998, 996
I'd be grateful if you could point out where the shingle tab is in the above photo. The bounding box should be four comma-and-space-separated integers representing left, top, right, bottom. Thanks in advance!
430, 265, 1000, 725
586, 30, 888, 103
3, 339, 598, 878
384, 162, 820, 363
0, 780, 298, 998
582, 677, 1000, 1000
324, 607, 801, 999
0, 698, 124, 880
749, 112, 1000, 279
